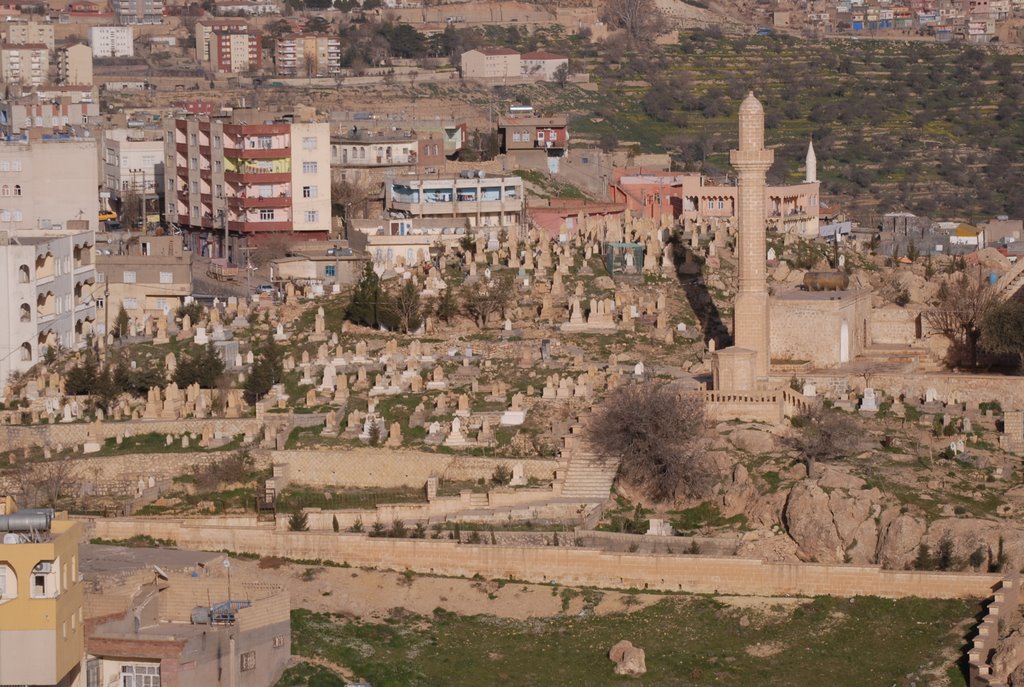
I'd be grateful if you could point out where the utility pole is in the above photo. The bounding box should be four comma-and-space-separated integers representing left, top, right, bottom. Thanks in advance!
239, 241, 257, 297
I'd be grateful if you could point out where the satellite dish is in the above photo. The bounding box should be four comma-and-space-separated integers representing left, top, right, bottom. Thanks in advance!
153, 564, 168, 580
223, 559, 231, 568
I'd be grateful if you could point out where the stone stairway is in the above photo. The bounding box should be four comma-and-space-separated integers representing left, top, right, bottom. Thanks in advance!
560, 452, 619, 501
996, 259, 1024, 300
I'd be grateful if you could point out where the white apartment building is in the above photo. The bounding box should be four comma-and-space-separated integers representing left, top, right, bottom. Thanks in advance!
0, 135, 99, 232
0, 228, 96, 388
90, 26, 134, 58
2, 22, 54, 50
102, 128, 164, 212
0, 45, 50, 87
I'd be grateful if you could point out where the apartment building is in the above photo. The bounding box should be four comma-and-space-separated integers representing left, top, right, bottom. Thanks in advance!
94, 232, 191, 333
207, 28, 261, 74
0, 228, 97, 386
2, 21, 54, 50
497, 115, 569, 155
0, 92, 99, 136
0, 498, 86, 687
274, 33, 341, 77
102, 127, 164, 218
113, 0, 163, 24
163, 109, 331, 260
460, 47, 520, 79
0, 44, 50, 87
0, 134, 98, 232
57, 43, 93, 85
520, 50, 568, 81
194, 18, 247, 62
90, 26, 134, 57
386, 174, 525, 231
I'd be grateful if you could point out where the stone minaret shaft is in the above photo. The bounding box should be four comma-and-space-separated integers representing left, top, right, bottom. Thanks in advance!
729, 93, 774, 380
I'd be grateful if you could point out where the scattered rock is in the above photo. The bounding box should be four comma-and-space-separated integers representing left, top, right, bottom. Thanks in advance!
609, 640, 647, 677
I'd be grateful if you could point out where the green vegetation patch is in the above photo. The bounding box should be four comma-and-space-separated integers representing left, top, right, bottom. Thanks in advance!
281, 594, 976, 687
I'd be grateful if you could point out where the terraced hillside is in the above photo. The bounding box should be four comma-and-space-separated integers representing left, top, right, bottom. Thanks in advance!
528, 31, 1024, 221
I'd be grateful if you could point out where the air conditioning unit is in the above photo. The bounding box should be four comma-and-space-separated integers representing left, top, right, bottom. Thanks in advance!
33, 561, 52, 573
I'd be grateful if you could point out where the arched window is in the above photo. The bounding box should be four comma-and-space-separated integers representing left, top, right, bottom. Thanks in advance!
14, 185, 22, 197
19, 303, 30, 322
0, 562, 17, 600
19, 342, 31, 362
17, 264, 29, 283
1, 185, 9, 197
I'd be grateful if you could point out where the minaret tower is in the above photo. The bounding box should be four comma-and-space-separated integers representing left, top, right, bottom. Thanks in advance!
729, 92, 774, 381
805, 139, 817, 183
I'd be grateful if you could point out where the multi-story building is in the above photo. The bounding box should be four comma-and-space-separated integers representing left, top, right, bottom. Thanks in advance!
56, 43, 93, 85
90, 26, 134, 57
386, 174, 525, 232
211, 0, 280, 14
519, 50, 568, 81
0, 44, 50, 87
2, 21, 54, 50
274, 33, 340, 77
113, 0, 163, 24
0, 497, 86, 687
194, 18, 247, 62
163, 109, 331, 260
94, 232, 191, 333
0, 227, 96, 385
460, 47, 520, 79
102, 128, 164, 218
0, 133, 98, 232
207, 28, 261, 74
0, 91, 99, 136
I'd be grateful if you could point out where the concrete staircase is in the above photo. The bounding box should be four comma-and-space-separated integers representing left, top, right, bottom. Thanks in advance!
996, 259, 1024, 300
560, 452, 619, 501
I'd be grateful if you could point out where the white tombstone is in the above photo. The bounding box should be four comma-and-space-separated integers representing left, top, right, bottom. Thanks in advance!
509, 462, 527, 487
925, 388, 939, 404
194, 327, 209, 345
633, 362, 645, 377
860, 388, 878, 412
802, 382, 817, 397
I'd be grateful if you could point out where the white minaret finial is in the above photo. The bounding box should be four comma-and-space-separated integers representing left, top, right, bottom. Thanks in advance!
805, 139, 817, 184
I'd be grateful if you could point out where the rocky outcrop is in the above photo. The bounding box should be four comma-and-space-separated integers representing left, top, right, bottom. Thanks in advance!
828, 488, 881, 564
609, 640, 647, 677
875, 508, 927, 569
784, 482, 843, 562
923, 518, 1024, 573
994, 631, 1024, 685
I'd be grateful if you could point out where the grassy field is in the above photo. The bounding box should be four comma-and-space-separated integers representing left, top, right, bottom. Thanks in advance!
277, 594, 977, 687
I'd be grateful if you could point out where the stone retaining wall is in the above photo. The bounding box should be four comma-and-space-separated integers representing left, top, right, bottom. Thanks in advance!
83, 518, 1001, 600
0, 418, 263, 453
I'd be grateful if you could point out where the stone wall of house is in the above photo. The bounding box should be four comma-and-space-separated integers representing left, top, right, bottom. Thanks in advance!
83, 517, 1001, 600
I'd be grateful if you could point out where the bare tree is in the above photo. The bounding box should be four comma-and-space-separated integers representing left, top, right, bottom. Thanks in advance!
387, 278, 423, 333
11, 459, 79, 508
785, 407, 862, 478
601, 0, 665, 43
460, 272, 515, 328
590, 382, 712, 502
924, 271, 1002, 367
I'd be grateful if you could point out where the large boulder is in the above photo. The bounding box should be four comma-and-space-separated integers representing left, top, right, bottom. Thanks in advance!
828, 489, 880, 564
875, 508, 927, 569
609, 640, 647, 677
994, 631, 1024, 684
784, 482, 843, 562
923, 519, 1024, 573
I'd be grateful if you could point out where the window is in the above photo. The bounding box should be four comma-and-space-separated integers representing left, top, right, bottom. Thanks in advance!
123, 271, 136, 283
18, 264, 29, 282
0, 160, 9, 171
273, 635, 286, 648
214, 134, 222, 147
155, 298, 167, 310
121, 664, 160, 687
141, 242, 151, 256
0, 565, 7, 598
12, 210, 21, 222
122, 180, 130, 191
189, 133, 197, 146
304, 210, 318, 223
302, 185, 317, 198
302, 136, 317, 150
259, 208, 274, 221
718, 200, 724, 210
142, 155, 154, 167
1, 185, 8, 197
122, 297, 137, 309
190, 157, 198, 170
159, 272, 173, 284
302, 161, 317, 173
215, 184, 223, 198
240, 651, 256, 671
86, 659, 99, 687
12, 160, 21, 171
190, 181, 198, 194
324, 265, 336, 277
214, 160, 222, 173
512, 132, 521, 143
19, 342, 30, 362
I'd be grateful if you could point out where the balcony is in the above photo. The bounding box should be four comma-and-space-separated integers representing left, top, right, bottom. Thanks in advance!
224, 147, 290, 160
228, 219, 292, 232
228, 195, 291, 209
224, 170, 290, 184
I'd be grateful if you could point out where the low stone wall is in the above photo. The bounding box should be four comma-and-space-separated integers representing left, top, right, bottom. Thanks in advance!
0, 418, 263, 453
869, 373, 1024, 409
83, 518, 1001, 600
271, 450, 559, 488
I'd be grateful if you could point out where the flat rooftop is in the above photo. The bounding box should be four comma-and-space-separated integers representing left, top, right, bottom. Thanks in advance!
79, 543, 223, 580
